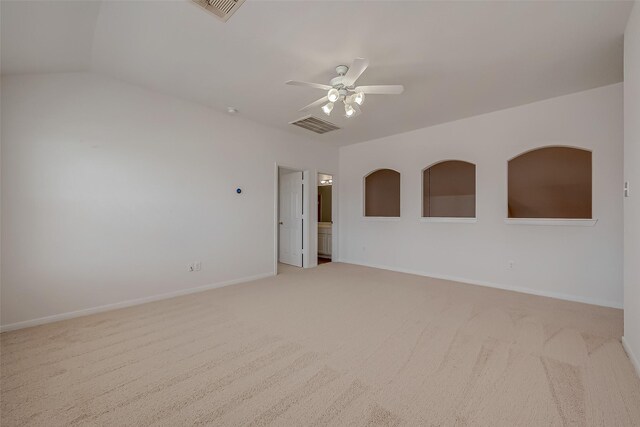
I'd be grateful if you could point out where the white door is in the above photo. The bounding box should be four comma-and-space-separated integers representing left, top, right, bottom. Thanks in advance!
279, 171, 303, 267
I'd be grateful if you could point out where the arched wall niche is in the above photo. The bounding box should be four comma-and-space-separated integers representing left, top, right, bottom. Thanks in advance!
508, 146, 592, 219
422, 160, 476, 218
364, 169, 401, 217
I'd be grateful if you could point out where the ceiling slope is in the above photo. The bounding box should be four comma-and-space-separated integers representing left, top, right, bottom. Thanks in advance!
0, 0, 101, 75
1, 1, 634, 146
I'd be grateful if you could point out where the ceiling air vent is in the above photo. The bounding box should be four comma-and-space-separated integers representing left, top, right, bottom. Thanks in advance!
290, 116, 340, 134
191, 0, 245, 22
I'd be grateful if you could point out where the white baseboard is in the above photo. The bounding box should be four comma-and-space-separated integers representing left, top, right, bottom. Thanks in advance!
0, 272, 275, 333
1, 262, 623, 332
622, 337, 640, 378
340, 259, 623, 309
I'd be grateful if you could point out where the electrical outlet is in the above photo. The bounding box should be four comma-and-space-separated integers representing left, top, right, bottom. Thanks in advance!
508, 260, 515, 269
188, 263, 195, 272
194, 261, 202, 271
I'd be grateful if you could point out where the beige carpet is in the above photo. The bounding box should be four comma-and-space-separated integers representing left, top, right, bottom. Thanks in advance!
2, 263, 639, 426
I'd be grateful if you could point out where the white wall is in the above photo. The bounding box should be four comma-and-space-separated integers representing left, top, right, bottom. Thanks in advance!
0, 72, 338, 329
623, 1, 640, 374
0, 72, 628, 331
339, 84, 623, 308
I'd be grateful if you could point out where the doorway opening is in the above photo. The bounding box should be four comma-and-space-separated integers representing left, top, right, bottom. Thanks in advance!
277, 167, 305, 272
318, 173, 333, 264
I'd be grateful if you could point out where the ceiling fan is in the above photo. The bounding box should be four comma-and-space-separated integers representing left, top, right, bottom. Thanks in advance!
285, 58, 404, 118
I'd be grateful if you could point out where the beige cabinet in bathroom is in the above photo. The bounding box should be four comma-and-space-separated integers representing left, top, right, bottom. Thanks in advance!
318, 222, 332, 258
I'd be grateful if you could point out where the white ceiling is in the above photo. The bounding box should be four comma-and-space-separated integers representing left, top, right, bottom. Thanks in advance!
0, 0, 101, 74
1, 0, 633, 146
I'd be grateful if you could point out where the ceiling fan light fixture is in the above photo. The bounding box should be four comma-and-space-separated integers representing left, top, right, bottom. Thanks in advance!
285, 58, 403, 119
327, 88, 340, 103
344, 102, 355, 118
321, 102, 334, 116
345, 102, 361, 118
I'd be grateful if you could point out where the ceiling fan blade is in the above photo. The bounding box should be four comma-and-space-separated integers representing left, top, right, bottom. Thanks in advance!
286, 80, 332, 91
342, 58, 369, 87
355, 85, 404, 95
300, 96, 329, 112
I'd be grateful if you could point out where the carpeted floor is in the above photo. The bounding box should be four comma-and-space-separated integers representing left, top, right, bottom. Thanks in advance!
2, 263, 639, 426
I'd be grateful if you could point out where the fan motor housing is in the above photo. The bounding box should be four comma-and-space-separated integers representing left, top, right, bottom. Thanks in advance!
335, 65, 349, 75
330, 76, 343, 88
330, 65, 351, 88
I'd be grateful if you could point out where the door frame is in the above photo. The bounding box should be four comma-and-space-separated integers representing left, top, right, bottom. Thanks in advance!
276, 166, 305, 268
274, 163, 310, 273
273, 163, 338, 274
317, 171, 338, 262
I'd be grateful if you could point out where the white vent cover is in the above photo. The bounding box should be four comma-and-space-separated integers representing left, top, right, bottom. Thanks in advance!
191, 0, 245, 22
290, 116, 340, 134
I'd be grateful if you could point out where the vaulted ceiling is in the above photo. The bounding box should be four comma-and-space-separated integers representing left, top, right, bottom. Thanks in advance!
1, 0, 633, 146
